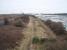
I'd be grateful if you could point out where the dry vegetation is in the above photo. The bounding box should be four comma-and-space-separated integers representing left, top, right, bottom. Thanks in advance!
0, 14, 30, 50
0, 14, 67, 50
0, 26, 23, 50
41, 20, 67, 50
44, 20, 66, 35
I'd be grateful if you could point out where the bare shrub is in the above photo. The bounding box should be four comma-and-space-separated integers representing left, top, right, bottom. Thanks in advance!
14, 20, 23, 27
4, 18, 9, 25
14, 14, 30, 27
20, 14, 30, 24
45, 20, 66, 35
39, 38, 46, 44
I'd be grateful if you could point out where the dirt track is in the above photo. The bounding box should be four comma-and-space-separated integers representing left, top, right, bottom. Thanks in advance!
14, 16, 56, 50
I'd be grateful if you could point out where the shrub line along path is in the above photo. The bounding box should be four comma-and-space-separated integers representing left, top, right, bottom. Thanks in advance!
15, 16, 56, 50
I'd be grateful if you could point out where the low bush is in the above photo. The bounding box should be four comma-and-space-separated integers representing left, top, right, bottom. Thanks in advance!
32, 37, 39, 44
32, 37, 48, 44
14, 20, 23, 27
48, 38, 57, 42
39, 38, 47, 44
45, 20, 66, 35
20, 14, 30, 24
4, 18, 9, 25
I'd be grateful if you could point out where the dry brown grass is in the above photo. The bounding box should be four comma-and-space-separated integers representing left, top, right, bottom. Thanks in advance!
0, 14, 30, 50
0, 25, 24, 50
40, 19, 67, 50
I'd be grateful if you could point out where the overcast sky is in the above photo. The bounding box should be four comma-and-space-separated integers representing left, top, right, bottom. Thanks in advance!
0, 0, 67, 14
